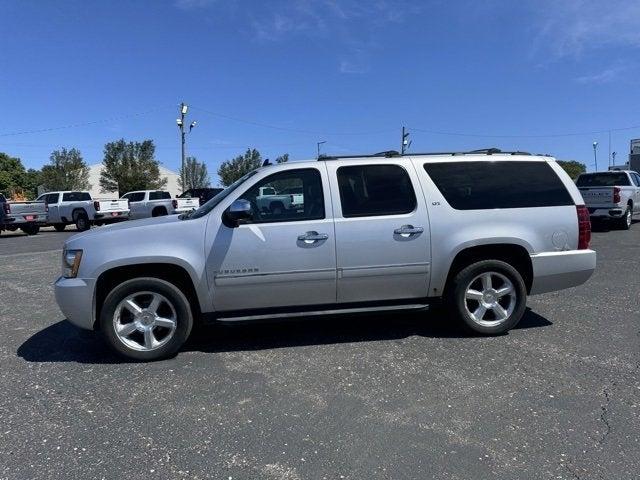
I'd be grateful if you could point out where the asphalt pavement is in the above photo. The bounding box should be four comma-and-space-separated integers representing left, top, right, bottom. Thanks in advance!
0, 222, 638, 479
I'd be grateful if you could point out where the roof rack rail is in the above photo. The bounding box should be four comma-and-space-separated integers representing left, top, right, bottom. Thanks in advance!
317, 148, 535, 161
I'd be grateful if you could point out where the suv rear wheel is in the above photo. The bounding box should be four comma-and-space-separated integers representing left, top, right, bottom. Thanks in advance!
100, 277, 193, 361
448, 259, 527, 335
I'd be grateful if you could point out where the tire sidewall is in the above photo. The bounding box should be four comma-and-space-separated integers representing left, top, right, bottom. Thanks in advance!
451, 260, 527, 335
75, 212, 90, 231
100, 277, 193, 361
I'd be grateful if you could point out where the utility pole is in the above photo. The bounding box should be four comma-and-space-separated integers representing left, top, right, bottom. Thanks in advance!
176, 103, 196, 192
317, 141, 326, 159
401, 126, 410, 155
608, 130, 612, 167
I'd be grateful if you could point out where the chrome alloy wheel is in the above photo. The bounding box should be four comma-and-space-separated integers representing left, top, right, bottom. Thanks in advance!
113, 291, 177, 352
626, 208, 632, 228
463, 272, 516, 327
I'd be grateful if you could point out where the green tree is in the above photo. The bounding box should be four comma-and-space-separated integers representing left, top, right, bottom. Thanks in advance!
217, 148, 262, 187
275, 153, 289, 163
99, 139, 167, 196
557, 160, 587, 180
178, 156, 211, 191
0, 152, 28, 196
40, 147, 91, 191
23, 169, 42, 199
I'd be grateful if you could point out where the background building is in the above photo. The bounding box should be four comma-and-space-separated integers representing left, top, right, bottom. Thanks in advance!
86, 163, 180, 199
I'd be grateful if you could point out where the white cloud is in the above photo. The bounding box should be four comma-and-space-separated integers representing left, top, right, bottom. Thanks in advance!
532, 0, 640, 58
575, 63, 628, 84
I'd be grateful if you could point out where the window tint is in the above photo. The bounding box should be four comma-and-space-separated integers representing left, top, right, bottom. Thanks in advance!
337, 164, 416, 217
631, 173, 640, 187
62, 192, 91, 201
234, 168, 324, 224
423, 161, 574, 210
576, 172, 631, 187
46, 193, 60, 204
149, 191, 170, 200
122, 192, 145, 202
0, 194, 6, 202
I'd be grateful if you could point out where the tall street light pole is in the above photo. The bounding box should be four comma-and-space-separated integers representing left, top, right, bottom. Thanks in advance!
176, 103, 196, 192
592, 141, 598, 172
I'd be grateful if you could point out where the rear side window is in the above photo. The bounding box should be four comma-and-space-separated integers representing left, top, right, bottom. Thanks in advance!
576, 172, 631, 187
46, 193, 60, 203
337, 164, 416, 217
423, 161, 574, 210
62, 192, 91, 201
149, 191, 171, 200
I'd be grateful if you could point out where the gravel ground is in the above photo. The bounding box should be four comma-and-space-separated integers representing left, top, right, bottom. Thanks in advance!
0, 222, 638, 480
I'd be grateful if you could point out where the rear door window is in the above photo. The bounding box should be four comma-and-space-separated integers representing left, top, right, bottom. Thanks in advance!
423, 161, 574, 210
46, 193, 60, 204
337, 164, 416, 217
62, 192, 91, 201
149, 191, 171, 200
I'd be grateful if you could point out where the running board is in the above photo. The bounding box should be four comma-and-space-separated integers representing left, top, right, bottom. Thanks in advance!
215, 303, 430, 323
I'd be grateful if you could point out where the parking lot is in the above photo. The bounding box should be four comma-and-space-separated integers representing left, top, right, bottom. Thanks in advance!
0, 224, 638, 480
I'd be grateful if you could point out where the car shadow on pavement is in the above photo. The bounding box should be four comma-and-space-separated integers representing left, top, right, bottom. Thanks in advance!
17, 308, 552, 363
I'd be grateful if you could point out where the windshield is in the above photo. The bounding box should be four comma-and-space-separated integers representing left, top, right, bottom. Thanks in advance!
187, 170, 259, 220
577, 173, 630, 187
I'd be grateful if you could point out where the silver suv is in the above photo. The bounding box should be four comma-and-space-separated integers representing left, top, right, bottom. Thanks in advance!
55, 150, 596, 361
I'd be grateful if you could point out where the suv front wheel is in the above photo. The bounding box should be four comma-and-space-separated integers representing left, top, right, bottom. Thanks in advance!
448, 260, 527, 335
100, 277, 193, 361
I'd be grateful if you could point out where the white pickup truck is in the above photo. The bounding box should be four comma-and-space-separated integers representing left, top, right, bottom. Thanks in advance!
255, 186, 297, 214
121, 190, 200, 220
0, 193, 48, 235
37, 191, 130, 232
576, 170, 640, 229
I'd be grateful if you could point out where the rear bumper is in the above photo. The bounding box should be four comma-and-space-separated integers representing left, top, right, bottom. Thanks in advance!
529, 250, 596, 295
588, 207, 624, 218
94, 211, 130, 222
54, 276, 96, 330
3, 213, 48, 225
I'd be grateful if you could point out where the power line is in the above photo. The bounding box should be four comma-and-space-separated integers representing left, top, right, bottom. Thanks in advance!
408, 124, 640, 139
190, 105, 395, 136
0, 106, 173, 137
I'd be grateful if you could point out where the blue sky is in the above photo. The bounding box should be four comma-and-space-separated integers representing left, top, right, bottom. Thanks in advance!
1, 0, 639, 183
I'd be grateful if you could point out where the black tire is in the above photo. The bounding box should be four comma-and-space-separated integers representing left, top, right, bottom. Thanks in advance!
447, 259, 527, 335
20, 224, 40, 235
100, 277, 193, 361
53, 224, 66, 232
269, 201, 285, 215
74, 211, 90, 231
152, 207, 168, 217
615, 206, 632, 230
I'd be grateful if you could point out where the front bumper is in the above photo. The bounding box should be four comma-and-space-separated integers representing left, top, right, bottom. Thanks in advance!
529, 250, 596, 295
54, 276, 96, 330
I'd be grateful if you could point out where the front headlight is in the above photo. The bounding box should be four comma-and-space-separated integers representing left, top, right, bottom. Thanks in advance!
62, 249, 83, 278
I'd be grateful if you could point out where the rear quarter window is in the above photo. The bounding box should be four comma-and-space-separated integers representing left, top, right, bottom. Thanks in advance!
423, 161, 574, 210
150, 191, 171, 200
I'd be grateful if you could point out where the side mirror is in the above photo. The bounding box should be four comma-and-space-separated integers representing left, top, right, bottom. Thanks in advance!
224, 199, 252, 227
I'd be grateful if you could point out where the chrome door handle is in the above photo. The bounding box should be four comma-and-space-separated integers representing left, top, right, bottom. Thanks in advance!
394, 225, 424, 236
298, 231, 329, 243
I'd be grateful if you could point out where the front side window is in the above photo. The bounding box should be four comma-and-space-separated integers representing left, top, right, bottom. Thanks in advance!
234, 168, 324, 224
423, 161, 574, 210
337, 164, 416, 217
631, 173, 640, 187
122, 192, 145, 202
